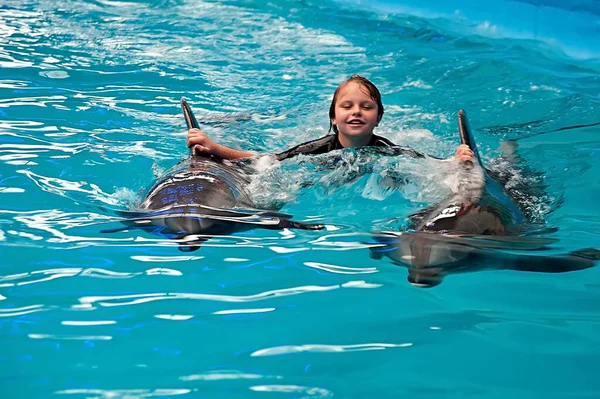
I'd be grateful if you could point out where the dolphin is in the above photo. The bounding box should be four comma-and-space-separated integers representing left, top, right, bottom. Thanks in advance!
370, 110, 598, 287
104, 99, 323, 251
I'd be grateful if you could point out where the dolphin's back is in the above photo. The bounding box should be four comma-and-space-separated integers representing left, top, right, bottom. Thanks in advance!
140, 157, 252, 211
141, 170, 237, 211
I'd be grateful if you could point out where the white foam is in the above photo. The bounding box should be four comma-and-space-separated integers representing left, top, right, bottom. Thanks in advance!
401, 79, 432, 90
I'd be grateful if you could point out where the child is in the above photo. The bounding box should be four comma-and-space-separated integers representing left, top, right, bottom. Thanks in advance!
186, 75, 474, 163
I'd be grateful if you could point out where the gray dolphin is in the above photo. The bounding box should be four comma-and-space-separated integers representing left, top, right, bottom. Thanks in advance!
104, 99, 323, 251
370, 110, 598, 287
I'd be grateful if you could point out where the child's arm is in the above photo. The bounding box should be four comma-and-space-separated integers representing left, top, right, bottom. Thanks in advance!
186, 128, 255, 159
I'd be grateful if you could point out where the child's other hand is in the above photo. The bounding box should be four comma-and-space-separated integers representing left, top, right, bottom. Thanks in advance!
187, 128, 219, 156
455, 144, 475, 163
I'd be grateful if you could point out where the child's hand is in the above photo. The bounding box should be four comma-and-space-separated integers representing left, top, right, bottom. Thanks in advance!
455, 144, 475, 163
187, 128, 219, 156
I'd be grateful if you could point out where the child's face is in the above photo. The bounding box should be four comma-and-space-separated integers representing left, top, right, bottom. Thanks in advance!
331, 81, 380, 142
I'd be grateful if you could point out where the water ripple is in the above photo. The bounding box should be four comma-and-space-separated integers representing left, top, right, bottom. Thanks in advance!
213, 308, 275, 315
0, 304, 48, 317
61, 320, 117, 326
17, 170, 117, 204
130, 255, 204, 262
28, 333, 113, 340
0, 95, 67, 108
154, 314, 194, 321
309, 233, 380, 251
0, 133, 87, 156
249, 385, 332, 397
0, 267, 79, 286
180, 370, 281, 381
0, 121, 60, 132
0, 266, 186, 286
76, 281, 380, 308
303, 262, 378, 275
55, 389, 191, 397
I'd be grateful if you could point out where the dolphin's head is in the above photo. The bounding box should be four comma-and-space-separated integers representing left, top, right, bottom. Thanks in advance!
407, 267, 445, 288
370, 232, 473, 288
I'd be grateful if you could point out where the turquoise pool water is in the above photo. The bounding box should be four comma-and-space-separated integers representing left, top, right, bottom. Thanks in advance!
1, 0, 600, 397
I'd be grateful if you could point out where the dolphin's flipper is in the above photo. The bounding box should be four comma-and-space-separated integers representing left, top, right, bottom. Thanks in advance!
369, 249, 384, 260
115, 207, 284, 227
570, 248, 600, 261
277, 220, 325, 231
107, 205, 325, 235
229, 208, 295, 220
507, 248, 599, 274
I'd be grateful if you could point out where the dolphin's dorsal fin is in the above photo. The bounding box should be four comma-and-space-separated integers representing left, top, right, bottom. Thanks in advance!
181, 98, 220, 160
456, 110, 525, 226
181, 98, 200, 130
457, 110, 483, 168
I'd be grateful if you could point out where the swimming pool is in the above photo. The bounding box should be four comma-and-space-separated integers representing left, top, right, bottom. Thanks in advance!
1, 0, 599, 397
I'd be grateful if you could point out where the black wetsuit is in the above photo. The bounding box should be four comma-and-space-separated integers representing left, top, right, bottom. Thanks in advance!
274, 134, 426, 162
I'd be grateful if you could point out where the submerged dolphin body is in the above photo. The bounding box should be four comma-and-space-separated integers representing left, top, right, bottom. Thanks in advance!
106, 99, 323, 250
371, 110, 598, 287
